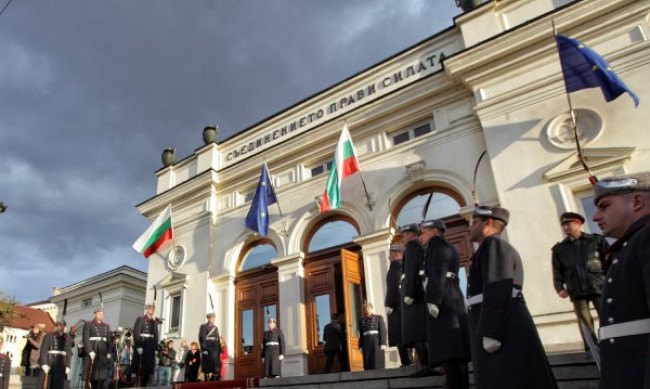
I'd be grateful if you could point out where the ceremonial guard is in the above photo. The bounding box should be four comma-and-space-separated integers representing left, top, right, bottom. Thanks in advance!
467, 206, 557, 389
591, 172, 650, 388
38, 320, 72, 389
198, 312, 222, 381
0, 336, 11, 389
358, 303, 387, 370
131, 303, 159, 387
261, 318, 285, 378
384, 244, 412, 367
82, 307, 111, 389
420, 219, 470, 388
322, 313, 346, 373
552, 211, 608, 350
399, 223, 429, 375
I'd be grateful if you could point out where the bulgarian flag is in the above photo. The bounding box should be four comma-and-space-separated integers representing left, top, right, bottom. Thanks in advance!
132, 205, 173, 258
320, 124, 360, 213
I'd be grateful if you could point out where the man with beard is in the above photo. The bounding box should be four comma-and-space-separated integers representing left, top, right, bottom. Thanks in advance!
131, 303, 159, 387
38, 321, 72, 389
467, 206, 557, 388
399, 223, 430, 377
420, 219, 470, 388
384, 244, 413, 367
198, 312, 222, 381
592, 172, 650, 388
82, 307, 112, 389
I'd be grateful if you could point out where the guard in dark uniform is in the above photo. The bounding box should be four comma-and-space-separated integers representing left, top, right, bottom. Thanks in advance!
591, 172, 650, 389
38, 320, 72, 389
323, 313, 346, 373
399, 223, 429, 376
384, 244, 413, 367
420, 219, 470, 389
552, 211, 608, 350
131, 303, 159, 387
82, 307, 112, 389
198, 312, 222, 381
261, 318, 285, 378
358, 303, 387, 370
467, 206, 557, 389
0, 336, 11, 389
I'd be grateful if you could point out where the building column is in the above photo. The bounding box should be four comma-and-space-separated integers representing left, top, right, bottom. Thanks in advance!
212, 273, 235, 379
272, 252, 308, 377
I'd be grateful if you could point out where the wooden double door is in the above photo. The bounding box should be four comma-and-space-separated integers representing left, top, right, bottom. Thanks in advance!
305, 245, 365, 374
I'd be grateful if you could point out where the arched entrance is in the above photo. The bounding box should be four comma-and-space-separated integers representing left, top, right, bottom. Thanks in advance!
234, 240, 279, 379
304, 217, 365, 374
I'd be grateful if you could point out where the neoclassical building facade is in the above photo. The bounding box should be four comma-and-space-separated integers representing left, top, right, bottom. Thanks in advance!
135, 0, 650, 379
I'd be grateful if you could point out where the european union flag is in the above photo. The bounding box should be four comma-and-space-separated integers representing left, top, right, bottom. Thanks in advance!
556, 35, 639, 107
245, 163, 277, 236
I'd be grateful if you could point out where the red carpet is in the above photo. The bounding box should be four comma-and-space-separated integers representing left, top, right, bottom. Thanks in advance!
172, 378, 259, 389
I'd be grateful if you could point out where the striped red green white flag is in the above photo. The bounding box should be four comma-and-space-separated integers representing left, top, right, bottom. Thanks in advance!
320, 124, 360, 213
132, 205, 173, 258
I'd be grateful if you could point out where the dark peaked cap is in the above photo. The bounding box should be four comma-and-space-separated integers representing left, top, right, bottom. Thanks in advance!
594, 171, 650, 204
473, 205, 510, 225
399, 223, 420, 234
421, 219, 446, 232
560, 212, 585, 224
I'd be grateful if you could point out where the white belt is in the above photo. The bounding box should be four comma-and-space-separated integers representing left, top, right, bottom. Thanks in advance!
363, 330, 379, 336
205, 337, 218, 340
48, 350, 67, 355
140, 334, 154, 338
446, 272, 457, 279
89, 337, 106, 342
265, 341, 279, 346
599, 318, 650, 341
467, 288, 521, 306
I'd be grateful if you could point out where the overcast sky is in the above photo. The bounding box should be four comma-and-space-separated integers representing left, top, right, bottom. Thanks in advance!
0, 1, 460, 303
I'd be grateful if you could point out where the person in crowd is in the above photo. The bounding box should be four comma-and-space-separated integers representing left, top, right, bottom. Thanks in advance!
323, 313, 346, 373
184, 342, 201, 382
1, 335, 13, 389
384, 244, 413, 368
38, 320, 72, 389
552, 211, 608, 350
156, 339, 175, 387
131, 303, 159, 387
400, 223, 429, 376
467, 206, 557, 388
420, 219, 470, 388
27, 324, 46, 378
219, 336, 228, 379
591, 172, 650, 388
358, 303, 387, 370
199, 312, 222, 381
174, 339, 189, 382
261, 318, 285, 379
82, 307, 112, 389
21, 326, 34, 376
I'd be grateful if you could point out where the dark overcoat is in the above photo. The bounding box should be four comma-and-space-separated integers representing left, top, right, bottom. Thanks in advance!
384, 260, 403, 346
323, 321, 345, 353
400, 239, 428, 345
198, 322, 222, 376
358, 314, 387, 370
82, 320, 111, 382
598, 215, 650, 389
262, 328, 285, 377
467, 235, 557, 389
424, 235, 470, 366
37, 331, 72, 389
552, 232, 608, 299
131, 315, 159, 378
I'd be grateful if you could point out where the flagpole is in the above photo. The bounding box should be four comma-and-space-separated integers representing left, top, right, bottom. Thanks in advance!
357, 170, 374, 211
263, 161, 288, 237
552, 21, 598, 185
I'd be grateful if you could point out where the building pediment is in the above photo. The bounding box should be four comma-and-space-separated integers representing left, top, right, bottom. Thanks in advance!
159, 271, 189, 289
544, 147, 635, 183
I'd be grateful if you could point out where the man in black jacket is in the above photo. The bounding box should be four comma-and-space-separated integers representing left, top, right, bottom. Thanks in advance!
384, 244, 413, 367
552, 211, 608, 350
131, 303, 159, 387
323, 313, 346, 373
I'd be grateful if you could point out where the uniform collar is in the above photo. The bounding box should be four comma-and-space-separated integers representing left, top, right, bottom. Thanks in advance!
608, 214, 650, 254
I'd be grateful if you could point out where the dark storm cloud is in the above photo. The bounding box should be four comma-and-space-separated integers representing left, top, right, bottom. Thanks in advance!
0, 1, 458, 303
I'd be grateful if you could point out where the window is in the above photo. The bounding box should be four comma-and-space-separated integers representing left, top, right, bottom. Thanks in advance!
169, 294, 182, 332
240, 243, 277, 271
308, 220, 358, 252
241, 309, 254, 355
392, 123, 431, 145
310, 160, 332, 178
314, 295, 331, 346
396, 191, 461, 226
82, 298, 92, 308
244, 191, 255, 203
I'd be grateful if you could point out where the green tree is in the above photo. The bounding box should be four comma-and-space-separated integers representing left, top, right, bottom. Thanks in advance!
0, 291, 18, 331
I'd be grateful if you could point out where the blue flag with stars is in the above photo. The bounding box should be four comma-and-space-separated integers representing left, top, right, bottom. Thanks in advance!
556, 35, 639, 107
245, 163, 277, 236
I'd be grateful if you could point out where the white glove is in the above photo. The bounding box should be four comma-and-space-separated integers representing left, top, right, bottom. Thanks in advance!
403, 297, 414, 306
427, 303, 439, 318
482, 337, 501, 353
380, 345, 386, 350
385, 307, 393, 315
137, 348, 143, 355
107, 354, 112, 359
42, 365, 50, 375
89, 351, 96, 360
278, 355, 284, 361
261, 358, 265, 363
65, 367, 70, 375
